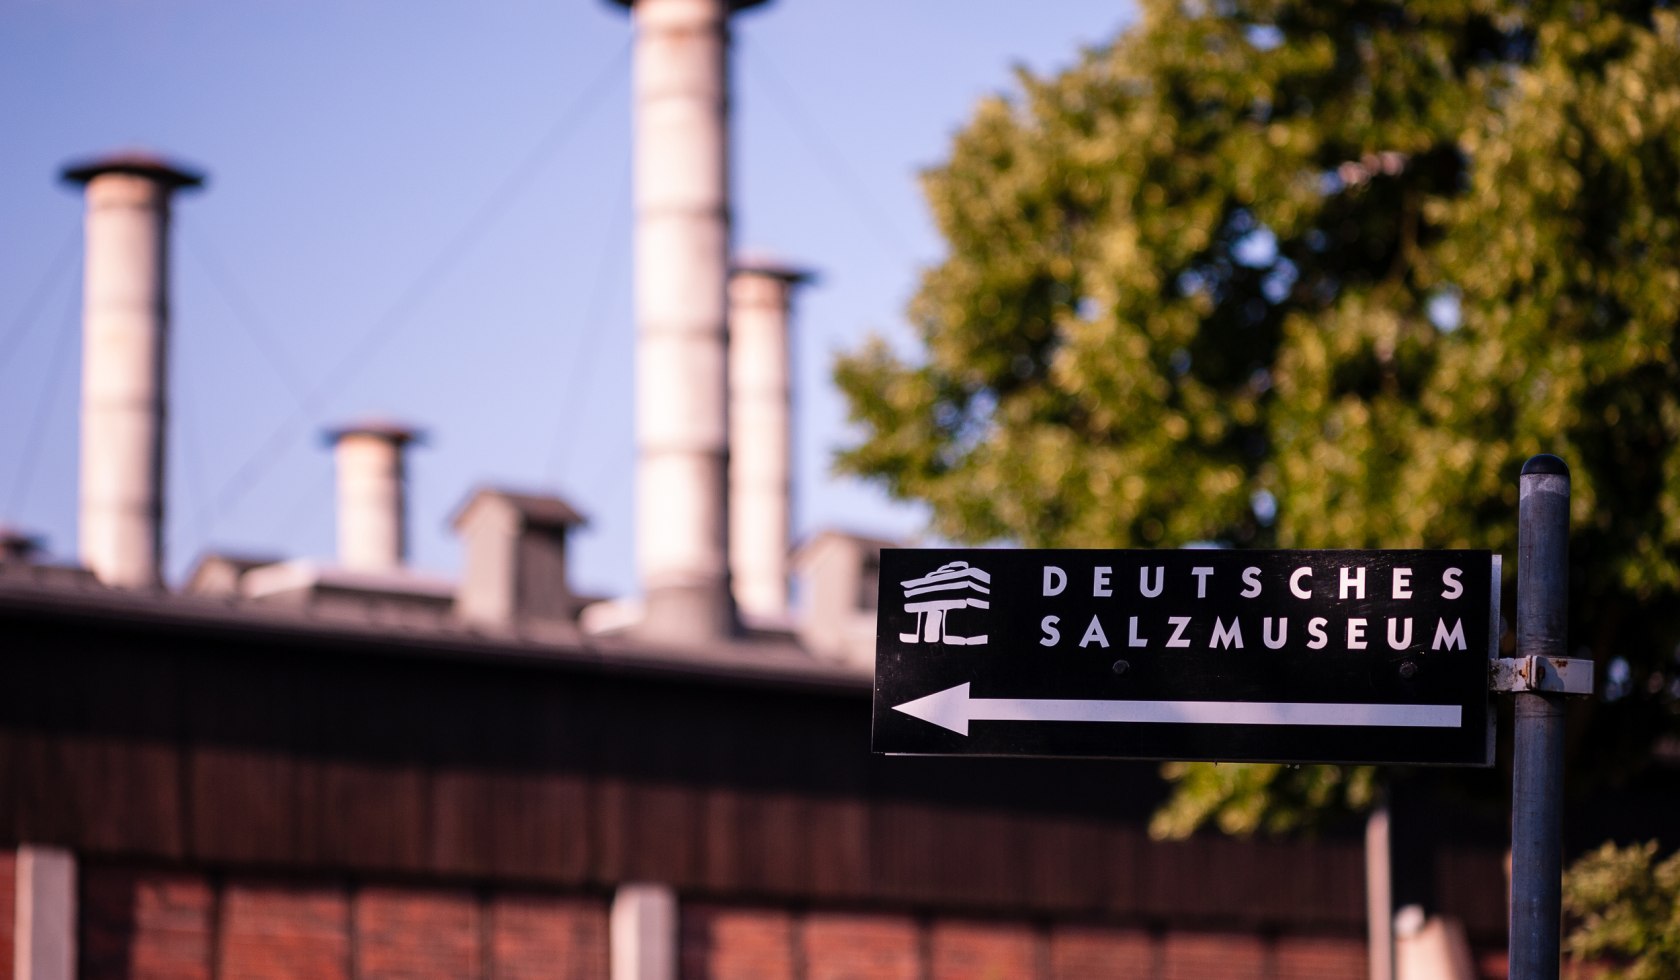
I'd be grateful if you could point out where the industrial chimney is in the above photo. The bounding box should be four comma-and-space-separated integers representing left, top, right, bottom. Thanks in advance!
61, 151, 203, 589
611, 0, 770, 643
728, 256, 812, 621
325, 421, 422, 572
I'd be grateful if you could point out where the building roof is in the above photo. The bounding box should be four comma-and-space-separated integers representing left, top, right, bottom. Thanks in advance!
0, 574, 869, 696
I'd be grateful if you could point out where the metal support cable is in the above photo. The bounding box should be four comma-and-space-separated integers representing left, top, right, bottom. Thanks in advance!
5, 289, 80, 516
171, 352, 215, 564
182, 223, 315, 406
0, 230, 79, 378
197, 41, 631, 532
737, 38, 918, 262
545, 162, 631, 482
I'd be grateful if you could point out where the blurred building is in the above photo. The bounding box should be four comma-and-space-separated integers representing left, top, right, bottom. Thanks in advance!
2, 1, 1665, 979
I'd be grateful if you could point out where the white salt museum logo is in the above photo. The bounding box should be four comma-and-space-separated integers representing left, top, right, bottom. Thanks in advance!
898, 561, 991, 646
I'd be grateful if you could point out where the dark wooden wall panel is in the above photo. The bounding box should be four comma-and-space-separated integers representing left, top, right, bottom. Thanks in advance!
736, 793, 809, 896
804, 797, 870, 903
187, 746, 300, 865
427, 769, 593, 883
868, 800, 945, 907
0, 734, 183, 858
306, 760, 430, 873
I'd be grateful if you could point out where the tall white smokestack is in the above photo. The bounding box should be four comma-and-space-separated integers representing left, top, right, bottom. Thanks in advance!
728, 256, 811, 620
611, 0, 769, 641
325, 421, 422, 572
62, 152, 203, 590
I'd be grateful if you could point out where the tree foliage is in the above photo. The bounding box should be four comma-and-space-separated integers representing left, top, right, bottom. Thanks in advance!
1564, 841, 1680, 980
836, 0, 1680, 833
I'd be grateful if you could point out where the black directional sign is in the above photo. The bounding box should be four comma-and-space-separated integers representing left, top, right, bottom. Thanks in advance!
872, 549, 1499, 765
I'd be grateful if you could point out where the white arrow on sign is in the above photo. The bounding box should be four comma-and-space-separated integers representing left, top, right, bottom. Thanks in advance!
892, 683, 1462, 736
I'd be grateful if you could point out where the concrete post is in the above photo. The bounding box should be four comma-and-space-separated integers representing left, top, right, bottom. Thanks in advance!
326, 422, 422, 572
14, 845, 76, 980
610, 882, 677, 980
728, 257, 811, 620
62, 152, 203, 589
612, 0, 769, 641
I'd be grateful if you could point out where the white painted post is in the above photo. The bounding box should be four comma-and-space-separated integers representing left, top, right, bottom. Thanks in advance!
610, 882, 677, 980
1366, 800, 1394, 980
14, 845, 76, 980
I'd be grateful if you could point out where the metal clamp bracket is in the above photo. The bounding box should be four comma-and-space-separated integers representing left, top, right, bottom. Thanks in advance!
1490, 656, 1595, 696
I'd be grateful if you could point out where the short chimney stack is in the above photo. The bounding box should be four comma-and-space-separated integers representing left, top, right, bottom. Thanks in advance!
728, 256, 812, 620
62, 151, 203, 589
325, 421, 422, 572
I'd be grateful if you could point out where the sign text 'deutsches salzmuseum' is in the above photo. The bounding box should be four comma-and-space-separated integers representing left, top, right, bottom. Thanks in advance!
872, 549, 1499, 766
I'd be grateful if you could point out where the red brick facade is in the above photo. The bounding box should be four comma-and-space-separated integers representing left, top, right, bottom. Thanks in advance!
68, 864, 1373, 980
79, 865, 609, 980
679, 903, 1369, 980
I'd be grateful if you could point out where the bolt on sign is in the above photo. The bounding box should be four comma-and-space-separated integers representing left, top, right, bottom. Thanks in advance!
872, 549, 1500, 765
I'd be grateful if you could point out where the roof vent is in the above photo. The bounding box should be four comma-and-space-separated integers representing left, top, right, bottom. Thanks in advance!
452, 487, 588, 628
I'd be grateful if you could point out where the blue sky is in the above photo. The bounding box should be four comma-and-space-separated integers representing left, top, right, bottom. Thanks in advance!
0, 0, 1134, 601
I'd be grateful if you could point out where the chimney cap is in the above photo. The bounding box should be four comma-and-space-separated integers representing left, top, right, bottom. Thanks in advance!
323, 419, 427, 447
606, 0, 772, 10
61, 150, 205, 190
733, 251, 817, 285
451, 486, 588, 532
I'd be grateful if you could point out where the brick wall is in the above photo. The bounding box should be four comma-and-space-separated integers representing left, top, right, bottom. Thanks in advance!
356, 887, 478, 979
803, 913, 919, 980
79, 865, 608, 980
82, 867, 214, 980
74, 865, 1369, 980
681, 903, 1368, 980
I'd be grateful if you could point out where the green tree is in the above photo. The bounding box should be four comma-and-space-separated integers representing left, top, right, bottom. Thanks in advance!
836, 0, 1680, 834
1564, 841, 1680, 980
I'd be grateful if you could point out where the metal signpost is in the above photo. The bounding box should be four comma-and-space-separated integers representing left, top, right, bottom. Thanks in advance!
871, 455, 1592, 976
1499, 456, 1590, 980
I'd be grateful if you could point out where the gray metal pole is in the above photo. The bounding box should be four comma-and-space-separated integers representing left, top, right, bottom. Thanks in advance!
1510, 453, 1570, 980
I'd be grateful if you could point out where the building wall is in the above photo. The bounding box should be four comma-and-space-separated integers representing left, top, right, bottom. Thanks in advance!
2, 597, 1556, 980
0, 609, 1380, 936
